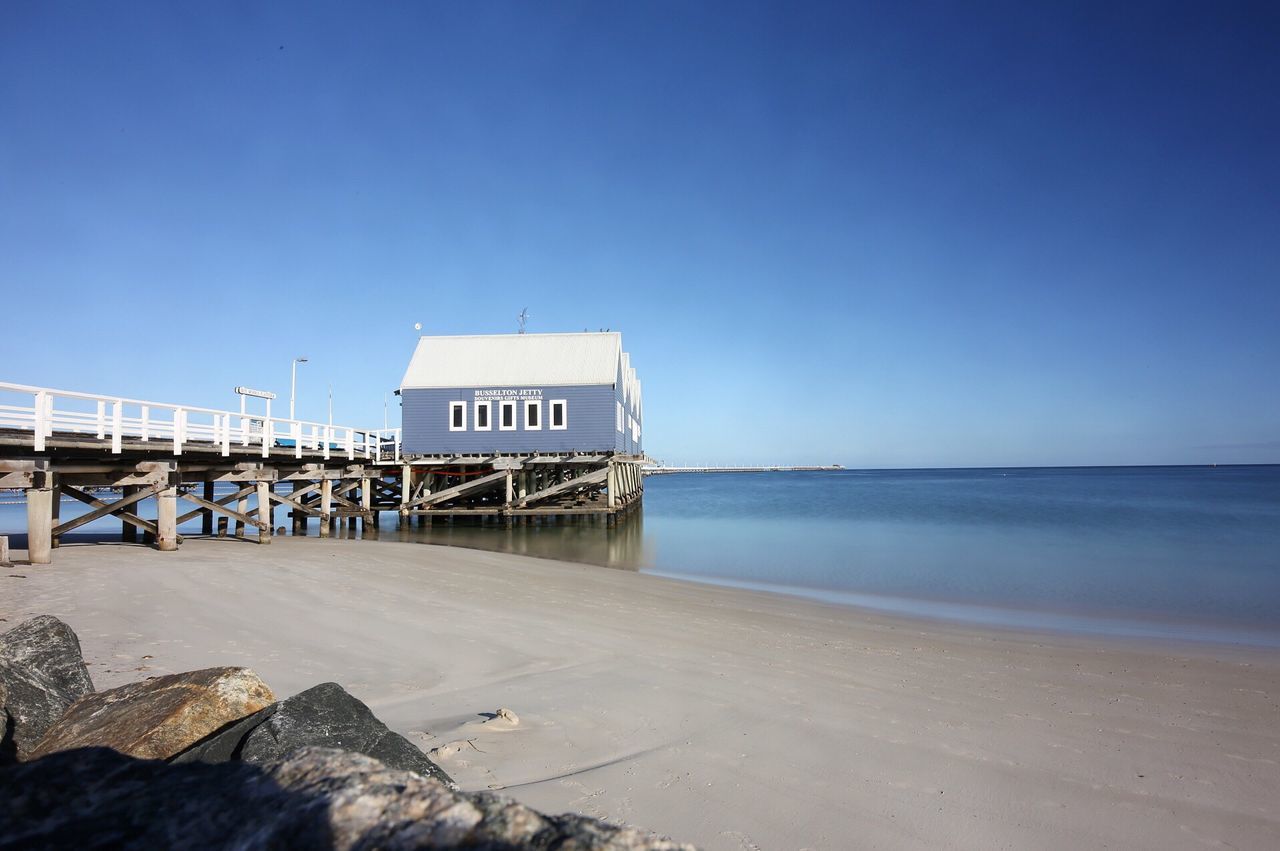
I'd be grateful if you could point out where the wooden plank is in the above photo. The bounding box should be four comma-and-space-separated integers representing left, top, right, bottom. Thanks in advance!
405, 508, 504, 516
518, 467, 609, 508
52, 484, 159, 537
411, 469, 509, 508
507, 506, 615, 516
0, 460, 45, 472
53, 472, 167, 488
61, 484, 160, 538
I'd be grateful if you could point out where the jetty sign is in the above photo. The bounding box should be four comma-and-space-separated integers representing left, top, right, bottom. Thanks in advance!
473, 388, 543, 400
235, 386, 277, 400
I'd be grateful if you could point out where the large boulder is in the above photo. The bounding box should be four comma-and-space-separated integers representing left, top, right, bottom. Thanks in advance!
30, 667, 274, 761
0, 746, 695, 850
174, 682, 453, 787
0, 615, 95, 763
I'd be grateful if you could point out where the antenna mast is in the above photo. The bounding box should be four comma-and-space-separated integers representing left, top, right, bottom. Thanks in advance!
518, 307, 529, 334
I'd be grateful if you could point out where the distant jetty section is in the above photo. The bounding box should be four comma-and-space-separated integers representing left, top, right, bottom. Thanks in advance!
643, 465, 844, 475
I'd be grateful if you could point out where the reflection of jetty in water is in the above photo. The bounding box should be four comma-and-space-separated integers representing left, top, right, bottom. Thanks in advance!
389, 510, 648, 572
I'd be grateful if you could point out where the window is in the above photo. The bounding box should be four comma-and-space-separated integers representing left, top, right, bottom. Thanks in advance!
474, 400, 491, 430
631, 416, 639, 442
499, 400, 516, 431
525, 399, 541, 430
448, 401, 466, 431
616, 401, 624, 432
550, 399, 567, 430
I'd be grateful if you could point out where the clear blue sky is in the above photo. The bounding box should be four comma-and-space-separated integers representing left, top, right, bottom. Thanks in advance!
2, 2, 1277, 467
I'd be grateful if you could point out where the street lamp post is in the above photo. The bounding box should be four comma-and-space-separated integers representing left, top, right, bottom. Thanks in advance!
290, 357, 308, 420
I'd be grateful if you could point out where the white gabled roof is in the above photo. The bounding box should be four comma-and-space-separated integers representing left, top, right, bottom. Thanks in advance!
400, 332, 628, 389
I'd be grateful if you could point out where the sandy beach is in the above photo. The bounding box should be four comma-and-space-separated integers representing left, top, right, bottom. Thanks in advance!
3, 537, 1278, 850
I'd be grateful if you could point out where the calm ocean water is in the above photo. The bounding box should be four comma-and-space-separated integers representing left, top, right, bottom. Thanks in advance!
4, 466, 1279, 646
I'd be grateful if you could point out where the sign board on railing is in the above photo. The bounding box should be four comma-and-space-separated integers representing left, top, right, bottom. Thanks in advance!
235, 386, 276, 399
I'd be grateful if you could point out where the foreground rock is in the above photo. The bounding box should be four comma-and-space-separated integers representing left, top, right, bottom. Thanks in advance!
174, 682, 453, 787
0, 616, 95, 762
30, 667, 274, 761
0, 746, 695, 849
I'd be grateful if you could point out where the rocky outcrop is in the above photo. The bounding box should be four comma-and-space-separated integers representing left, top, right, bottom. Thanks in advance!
173, 682, 453, 787
30, 667, 274, 761
0, 746, 695, 850
0, 615, 95, 762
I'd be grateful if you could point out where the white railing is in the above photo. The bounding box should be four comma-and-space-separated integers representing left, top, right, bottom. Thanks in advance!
0, 382, 401, 464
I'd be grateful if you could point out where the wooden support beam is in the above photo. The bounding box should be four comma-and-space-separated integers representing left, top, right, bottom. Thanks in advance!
265, 488, 318, 517
62, 484, 161, 540
53, 483, 160, 538
517, 467, 609, 508
176, 483, 257, 526
0, 471, 34, 488
176, 490, 267, 532
410, 469, 509, 508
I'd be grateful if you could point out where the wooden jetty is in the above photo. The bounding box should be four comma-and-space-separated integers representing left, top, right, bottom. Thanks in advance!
0, 381, 645, 564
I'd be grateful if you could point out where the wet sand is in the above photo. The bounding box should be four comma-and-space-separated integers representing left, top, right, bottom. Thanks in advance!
4, 537, 1278, 850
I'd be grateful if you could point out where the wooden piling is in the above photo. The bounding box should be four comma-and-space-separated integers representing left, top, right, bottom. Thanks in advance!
256, 481, 271, 544
319, 478, 333, 538
201, 481, 215, 535
49, 476, 62, 549
156, 483, 178, 551
26, 482, 53, 565
360, 476, 372, 533
120, 485, 138, 543
235, 487, 248, 539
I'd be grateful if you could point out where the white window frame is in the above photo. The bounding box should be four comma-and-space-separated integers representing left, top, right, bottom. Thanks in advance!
549, 399, 567, 430
499, 400, 517, 431
631, 416, 639, 442
524, 399, 542, 430
474, 400, 491, 431
448, 401, 467, 432
616, 401, 624, 432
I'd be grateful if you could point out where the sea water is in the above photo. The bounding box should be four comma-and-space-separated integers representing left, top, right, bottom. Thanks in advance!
4, 466, 1279, 646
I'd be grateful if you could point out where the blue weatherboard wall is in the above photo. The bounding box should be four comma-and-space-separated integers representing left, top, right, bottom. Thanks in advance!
402, 384, 625, 455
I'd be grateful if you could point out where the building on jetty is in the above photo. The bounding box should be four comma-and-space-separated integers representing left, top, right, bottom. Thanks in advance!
396, 332, 645, 524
